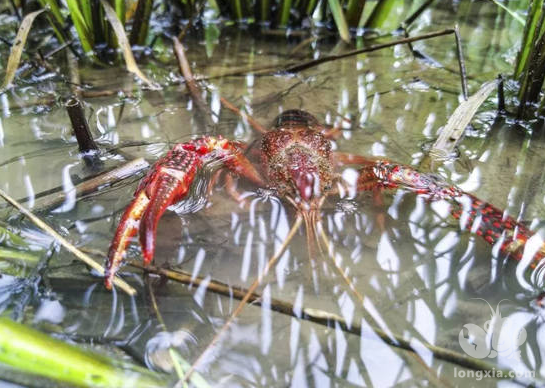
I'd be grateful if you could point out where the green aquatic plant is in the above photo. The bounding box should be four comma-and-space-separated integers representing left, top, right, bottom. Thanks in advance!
0, 223, 41, 269
484, 0, 545, 118
129, 0, 153, 46
500, 0, 545, 118
514, 0, 545, 117
1, 9, 46, 90
0, 1, 437, 94
212, 0, 398, 34
2, 0, 156, 90
7, 0, 412, 56
0, 317, 170, 388
1, 1, 434, 90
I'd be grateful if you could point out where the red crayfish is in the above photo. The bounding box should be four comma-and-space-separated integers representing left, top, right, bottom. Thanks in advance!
104, 109, 545, 289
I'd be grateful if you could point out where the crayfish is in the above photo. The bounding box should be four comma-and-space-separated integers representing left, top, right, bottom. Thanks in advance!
104, 109, 545, 289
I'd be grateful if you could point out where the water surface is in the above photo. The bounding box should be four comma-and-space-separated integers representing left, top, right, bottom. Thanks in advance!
1, 1, 544, 387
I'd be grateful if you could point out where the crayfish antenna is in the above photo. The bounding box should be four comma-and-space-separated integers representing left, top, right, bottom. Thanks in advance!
303, 210, 326, 292
183, 215, 303, 382
303, 212, 318, 259
316, 221, 365, 304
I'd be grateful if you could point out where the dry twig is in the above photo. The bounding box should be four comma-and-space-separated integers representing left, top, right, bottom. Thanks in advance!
0, 188, 136, 295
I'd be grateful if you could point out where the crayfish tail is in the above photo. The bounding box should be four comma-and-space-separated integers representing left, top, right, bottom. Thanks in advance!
105, 190, 150, 290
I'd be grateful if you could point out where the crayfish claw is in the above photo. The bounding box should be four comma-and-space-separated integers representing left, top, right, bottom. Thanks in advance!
105, 190, 150, 290
104, 136, 260, 290
105, 162, 198, 289
139, 173, 189, 265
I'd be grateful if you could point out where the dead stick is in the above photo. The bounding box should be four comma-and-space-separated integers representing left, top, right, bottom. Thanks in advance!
453, 25, 469, 100
283, 28, 456, 73
172, 36, 215, 131
219, 97, 268, 134
195, 63, 288, 81
65, 97, 99, 153
183, 216, 303, 381
173, 37, 268, 136
0, 188, 136, 295
497, 74, 506, 114
130, 262, 530, 381
44, 39, 76, 60
30, 158, 149, 211
65, 96, 103, 170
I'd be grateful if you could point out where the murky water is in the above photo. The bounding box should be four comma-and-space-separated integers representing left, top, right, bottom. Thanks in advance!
1, 1, 545, 387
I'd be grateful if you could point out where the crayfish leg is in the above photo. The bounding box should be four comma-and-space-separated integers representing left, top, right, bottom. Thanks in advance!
453, 193, 545, 266
105, 190, 150, 290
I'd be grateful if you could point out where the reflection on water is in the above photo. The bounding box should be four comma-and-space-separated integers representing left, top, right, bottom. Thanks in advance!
1, 1, 545, 386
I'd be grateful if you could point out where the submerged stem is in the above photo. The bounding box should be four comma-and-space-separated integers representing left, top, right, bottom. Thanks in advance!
0, 188, 136, 295
183, 216, 303, 382
129, 261, 532, 384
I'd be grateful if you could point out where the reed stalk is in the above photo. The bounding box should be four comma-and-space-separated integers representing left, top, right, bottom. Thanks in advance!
365, 0, 398, 29
129, 0, 154, 46
514, 0, 545, 118
514, 0, 544, 79
327, 0, 350, 42
65, 0, 94, 53
345, 0, 365, 28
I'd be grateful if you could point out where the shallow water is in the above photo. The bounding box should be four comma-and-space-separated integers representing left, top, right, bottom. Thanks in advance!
1, 1, 545, 387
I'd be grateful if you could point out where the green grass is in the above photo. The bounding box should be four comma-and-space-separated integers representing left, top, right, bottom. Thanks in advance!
0, 318, 169, 388
7, 0, 414, 59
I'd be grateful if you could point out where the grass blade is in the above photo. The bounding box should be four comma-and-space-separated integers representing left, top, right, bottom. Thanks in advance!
0, 317, 168, 388
278, 0, 292, 27
129, 0, 153, 46
327, 0, 350, 42
1, 9, 46, 90
0, 224, 30, 249
306, 0, 319, 15
0, 247, 40, 264
488, 0, 525, 25
346, 0, 365, 28
430, 80, 498, 160
80, 0, 94, 34
517, 27, 545, 117
115, 0, 126, 25
256, 0, 271, 23
37, 0, 63, 25
36, 1, 69, 45
514, 0, 544, 78
99, 0, 160, 89
66, 0, 94, 53
364, 0, 397, 29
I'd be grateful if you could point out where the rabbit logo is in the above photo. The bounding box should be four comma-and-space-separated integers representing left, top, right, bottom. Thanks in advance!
458, 299, 527, 359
